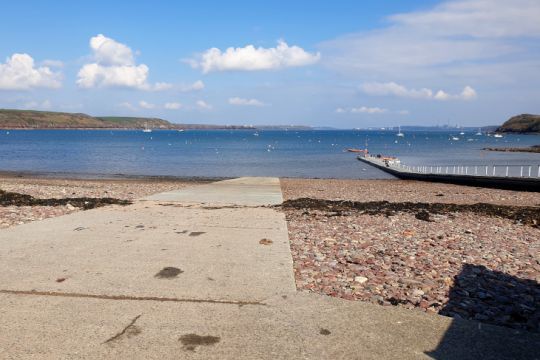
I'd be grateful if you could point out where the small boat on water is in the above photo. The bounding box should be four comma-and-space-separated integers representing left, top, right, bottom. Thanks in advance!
142, 122, 152, 133
346, 148, 368, 153
450, 136, 460, 141
494, 133, 503, 138
396, 126, 404, 137
475, 128, 482, 136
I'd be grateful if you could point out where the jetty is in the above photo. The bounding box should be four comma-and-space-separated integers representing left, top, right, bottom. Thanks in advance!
358, 154, 540, 191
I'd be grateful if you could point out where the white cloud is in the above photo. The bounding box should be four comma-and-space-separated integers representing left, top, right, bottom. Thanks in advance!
336, 106, 410, 115
336, 106, 387, 114
433, 90, 450, 101
190, 40, 320, 73
228, 97, 266, 106
77, 34, 171, 91
459, 85, 477, 100
164, 102, 182, 110
180, 80, 204, 91
77, 62, 150, 89
361, 82, 433, 99
0, 53, 62, 90
320, 0, 540, 83
361, 82, 477, 101
390, 0, 540, 38
138, 100, 155, 109
196, 100, 212, 110
90, 34, 134, 66
351, 106, 387, 114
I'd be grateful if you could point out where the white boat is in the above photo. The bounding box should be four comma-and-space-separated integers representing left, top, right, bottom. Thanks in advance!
459, 131, 465, 135
475, 128, 482, 136
142, 122, 152, 133
494, 133, 503, 138
451, 136, 460, 141
396, 126, 404, 137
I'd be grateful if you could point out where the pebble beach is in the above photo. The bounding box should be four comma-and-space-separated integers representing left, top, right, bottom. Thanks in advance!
1, 175, 538, 332
281, 178, 540, 332
0, 176, 205, 229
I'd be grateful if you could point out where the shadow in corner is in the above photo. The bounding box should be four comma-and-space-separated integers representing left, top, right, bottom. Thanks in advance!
426, 264, 539, 359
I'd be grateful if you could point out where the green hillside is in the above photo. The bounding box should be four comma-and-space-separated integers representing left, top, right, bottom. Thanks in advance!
497, 114, 540, 133
0, 109, 310, 130
0, 109, 172, 129
96, 117, 171, 128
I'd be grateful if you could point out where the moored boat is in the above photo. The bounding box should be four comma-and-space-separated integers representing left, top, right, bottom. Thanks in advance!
346, 148, 368, 153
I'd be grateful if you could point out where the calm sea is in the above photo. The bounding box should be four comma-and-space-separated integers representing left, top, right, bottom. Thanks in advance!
0, 129, 539, 179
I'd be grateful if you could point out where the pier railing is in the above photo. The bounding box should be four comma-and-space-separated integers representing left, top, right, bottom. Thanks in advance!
394, 163, 540, 178
362, 155, 540, 179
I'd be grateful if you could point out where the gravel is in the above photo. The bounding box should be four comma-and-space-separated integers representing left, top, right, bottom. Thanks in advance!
281, 178, 540, 206
281, 178, 540, 332
0, 176, 203, 229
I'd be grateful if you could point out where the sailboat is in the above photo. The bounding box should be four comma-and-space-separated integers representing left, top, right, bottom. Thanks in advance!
142, 122, 152, 133
396, 126, 404, 137
475, 128, 482, 136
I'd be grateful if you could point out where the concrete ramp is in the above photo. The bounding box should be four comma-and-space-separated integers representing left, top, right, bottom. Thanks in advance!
144, 177, 283, 205
0, 177, 294, 302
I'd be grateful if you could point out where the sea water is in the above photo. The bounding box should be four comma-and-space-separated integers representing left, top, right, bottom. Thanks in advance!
0, 129, 539, 179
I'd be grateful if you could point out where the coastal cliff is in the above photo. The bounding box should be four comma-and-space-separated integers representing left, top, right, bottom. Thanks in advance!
497, 114, 540, 133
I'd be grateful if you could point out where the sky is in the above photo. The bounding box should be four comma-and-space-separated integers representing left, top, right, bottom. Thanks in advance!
0, 0, 539, 128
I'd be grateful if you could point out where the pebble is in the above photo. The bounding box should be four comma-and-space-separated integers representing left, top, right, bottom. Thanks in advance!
354, 276, 368, 284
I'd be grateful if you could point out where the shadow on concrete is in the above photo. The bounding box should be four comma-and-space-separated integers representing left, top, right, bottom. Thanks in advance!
426, 264, 539, 359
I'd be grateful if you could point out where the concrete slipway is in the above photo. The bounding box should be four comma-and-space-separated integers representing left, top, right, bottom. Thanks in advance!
0, 177, 537, 359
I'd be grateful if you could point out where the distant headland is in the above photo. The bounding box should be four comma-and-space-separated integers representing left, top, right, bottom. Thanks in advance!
0, 109, 311, 130
496, 114, 540, 133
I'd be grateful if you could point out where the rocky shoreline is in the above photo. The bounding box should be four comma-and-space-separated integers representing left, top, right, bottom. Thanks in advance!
0, 176, 205, 228
281, 178, 540, 333
483, 145, 540, 153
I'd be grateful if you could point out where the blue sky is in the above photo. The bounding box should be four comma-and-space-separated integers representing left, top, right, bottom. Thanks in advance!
1, 0, 539, 127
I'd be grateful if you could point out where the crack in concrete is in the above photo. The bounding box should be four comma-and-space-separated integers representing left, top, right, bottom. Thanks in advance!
0, 289, 266, 306
103, 314, 142, 344
155, 203, 270, 210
